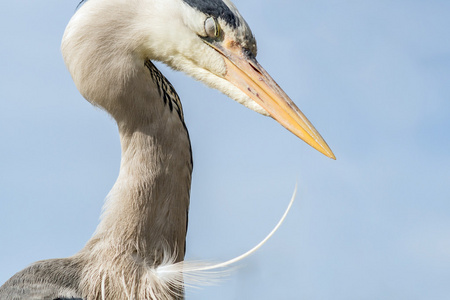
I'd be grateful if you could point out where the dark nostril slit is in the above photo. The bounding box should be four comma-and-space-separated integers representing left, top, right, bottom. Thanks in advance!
250, 63, 262, 75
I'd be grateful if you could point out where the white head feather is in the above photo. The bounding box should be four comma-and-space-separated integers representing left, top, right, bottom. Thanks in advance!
62, 0, 268, 117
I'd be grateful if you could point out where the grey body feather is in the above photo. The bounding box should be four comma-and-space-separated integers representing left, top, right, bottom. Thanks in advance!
0, 258, 83, 299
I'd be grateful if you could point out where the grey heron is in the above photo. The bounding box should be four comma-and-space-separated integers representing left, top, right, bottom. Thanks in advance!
0, 0, 334, 299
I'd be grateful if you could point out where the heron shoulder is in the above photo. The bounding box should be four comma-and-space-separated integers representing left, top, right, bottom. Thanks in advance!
0, 258, 83, 299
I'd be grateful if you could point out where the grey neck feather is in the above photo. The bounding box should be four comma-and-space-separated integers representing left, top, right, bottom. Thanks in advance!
82, 59, 193, 263
70, 58, 193, 299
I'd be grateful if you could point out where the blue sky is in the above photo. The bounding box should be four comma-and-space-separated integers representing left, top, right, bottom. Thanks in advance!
1, 0, 449, 299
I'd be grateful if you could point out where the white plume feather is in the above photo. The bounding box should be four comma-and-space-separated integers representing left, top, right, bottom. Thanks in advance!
142, 185, 298, 298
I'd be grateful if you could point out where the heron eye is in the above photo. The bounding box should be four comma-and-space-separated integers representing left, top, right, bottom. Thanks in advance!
204, 17, 219, 38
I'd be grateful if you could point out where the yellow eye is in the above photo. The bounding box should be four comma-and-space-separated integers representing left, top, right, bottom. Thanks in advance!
204, 17, 219, 38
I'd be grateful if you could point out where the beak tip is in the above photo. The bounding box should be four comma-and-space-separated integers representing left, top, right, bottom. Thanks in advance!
320, 147, 336, 160
309, 138, 335, 160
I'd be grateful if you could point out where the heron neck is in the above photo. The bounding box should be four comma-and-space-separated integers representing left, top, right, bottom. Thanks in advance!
84, 70, 192, 265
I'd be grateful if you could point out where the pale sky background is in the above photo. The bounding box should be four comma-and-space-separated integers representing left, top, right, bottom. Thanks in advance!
1, 0, 449, 299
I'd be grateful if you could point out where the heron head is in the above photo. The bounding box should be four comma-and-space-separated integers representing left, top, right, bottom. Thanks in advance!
64, 0, 334, 159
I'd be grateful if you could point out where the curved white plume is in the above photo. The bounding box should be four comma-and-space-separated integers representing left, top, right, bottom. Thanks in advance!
142, 185, 298, 298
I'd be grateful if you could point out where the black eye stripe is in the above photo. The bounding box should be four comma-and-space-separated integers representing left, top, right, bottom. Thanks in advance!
182, 0, 239, 28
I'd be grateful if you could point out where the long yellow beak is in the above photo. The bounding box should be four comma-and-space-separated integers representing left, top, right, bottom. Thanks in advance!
210, 39, 335, 159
